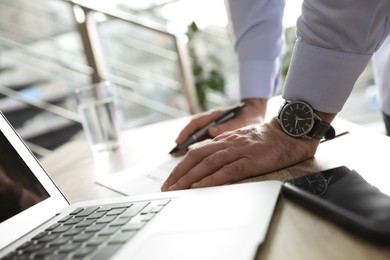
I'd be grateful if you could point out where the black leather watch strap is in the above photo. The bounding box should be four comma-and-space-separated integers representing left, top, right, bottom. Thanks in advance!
309, 119, 336, 140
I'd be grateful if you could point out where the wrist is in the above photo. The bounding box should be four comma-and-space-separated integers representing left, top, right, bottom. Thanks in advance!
313, 110, 337, 124
270, 116, 321, 148
241, 98, 268, 117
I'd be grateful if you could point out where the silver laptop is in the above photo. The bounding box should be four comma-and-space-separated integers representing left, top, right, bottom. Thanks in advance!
0, 112, 281, 260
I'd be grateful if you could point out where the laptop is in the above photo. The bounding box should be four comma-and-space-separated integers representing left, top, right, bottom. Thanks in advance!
0, 112, 282, 260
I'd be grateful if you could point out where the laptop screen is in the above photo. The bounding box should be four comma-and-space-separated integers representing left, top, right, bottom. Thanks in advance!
0, 129, 50, 223
0, 113, 69, 250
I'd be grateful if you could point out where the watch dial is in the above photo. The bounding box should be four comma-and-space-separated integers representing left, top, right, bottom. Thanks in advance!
291, 173, 328, 196
280, 101, 314, 137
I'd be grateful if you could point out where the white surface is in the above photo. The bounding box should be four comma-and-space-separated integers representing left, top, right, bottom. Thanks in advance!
97, 155, 183, 195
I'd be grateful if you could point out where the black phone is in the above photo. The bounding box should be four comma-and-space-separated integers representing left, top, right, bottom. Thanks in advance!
281, 165, 390, 245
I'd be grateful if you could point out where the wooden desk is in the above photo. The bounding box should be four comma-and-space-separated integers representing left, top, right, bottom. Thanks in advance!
40, 116, 390, 260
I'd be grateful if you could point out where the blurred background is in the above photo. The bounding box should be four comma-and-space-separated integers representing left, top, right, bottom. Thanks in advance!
0, 0, 384, 158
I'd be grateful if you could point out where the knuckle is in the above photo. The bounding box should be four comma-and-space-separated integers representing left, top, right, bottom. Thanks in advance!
221, 160, 251, 179
225, 133, 240, 141
202, 149, 229, 167
186, 147, 201, 159
202, 155, 215, 167
220, 163, 238, 179
223, 162, 237, 172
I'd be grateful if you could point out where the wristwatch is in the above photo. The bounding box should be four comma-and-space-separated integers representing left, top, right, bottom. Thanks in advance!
278, 100, 335, 140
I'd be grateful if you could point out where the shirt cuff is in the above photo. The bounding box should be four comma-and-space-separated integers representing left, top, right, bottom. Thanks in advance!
283, 41, 371, 113
239, 58, 281, 100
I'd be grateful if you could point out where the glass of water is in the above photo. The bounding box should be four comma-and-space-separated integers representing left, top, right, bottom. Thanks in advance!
75, 81, 120, 155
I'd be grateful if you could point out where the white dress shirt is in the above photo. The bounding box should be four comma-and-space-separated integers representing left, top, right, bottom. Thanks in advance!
227, 0, 285, 100
372, 36, 390, 116
228, 0, 390, 114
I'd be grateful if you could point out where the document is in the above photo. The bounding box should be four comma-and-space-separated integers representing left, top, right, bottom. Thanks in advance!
96, 155, 183, 195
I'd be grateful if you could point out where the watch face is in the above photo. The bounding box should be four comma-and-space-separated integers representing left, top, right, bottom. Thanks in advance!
279, 101, 315, 137
291, 173, 328, 196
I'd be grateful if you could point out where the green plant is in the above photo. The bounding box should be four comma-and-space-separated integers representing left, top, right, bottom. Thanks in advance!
281, 27, 297, 81
186, 22, 225, 111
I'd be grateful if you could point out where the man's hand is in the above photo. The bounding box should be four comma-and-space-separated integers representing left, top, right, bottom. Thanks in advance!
171, 99, 268, 157
161, 117, 320, 191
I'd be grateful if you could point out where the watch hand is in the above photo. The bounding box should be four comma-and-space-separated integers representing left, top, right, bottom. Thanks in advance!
294, 115, 299, 129
305, 176, 312, 185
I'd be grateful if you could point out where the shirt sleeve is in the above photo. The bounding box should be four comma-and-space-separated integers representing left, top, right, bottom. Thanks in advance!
227, 0, 285, 100
283, 0, 390, 113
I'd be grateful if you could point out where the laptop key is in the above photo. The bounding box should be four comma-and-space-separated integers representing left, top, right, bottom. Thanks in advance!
11, 252, 31, 260
58, 215, 73, 223
121, 222, 145, 231
2, 251, 18, 260
108, 230, 136, 244
58, 242, 81, 253
36, 233, 59, 243
85, 236, 108, 246
64, 216, 83, 225
34, 246, 56, 257
69, 208, 84, 215
18, 240, 34, 250
85, 223, 106, 233
63, 227, 84, 237
73, 245, 98, 258
75, 207, 99, 217
86, 211, 106, 219
97, 226, 120, 236
90, 244, 123, 260
119, 202, 150, 218
48, 236, 72, 247
75, 219, 96, 227
52, 224, 72, 233
139, 213, 156, 222
32, 232, 47, 240
44, 253, 69, 260
106, 208, 126, 216
73, 232, 94, 242
96, 215, 116, 224
96, 202, 133, 212
140, 201, 166, 214
109, 217, 130, 227
45, 222, 61, 231
23, 242, 45, 253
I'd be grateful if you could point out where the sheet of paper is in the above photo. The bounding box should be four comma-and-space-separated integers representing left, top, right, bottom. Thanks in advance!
96, 156, 183, 195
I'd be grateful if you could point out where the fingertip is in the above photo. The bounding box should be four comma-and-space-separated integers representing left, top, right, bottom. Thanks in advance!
208, 126, 219, 137
168, 184, 178, 191
170, 150, 186, 157
191, 182, 200, 189
161, 182, 168, 192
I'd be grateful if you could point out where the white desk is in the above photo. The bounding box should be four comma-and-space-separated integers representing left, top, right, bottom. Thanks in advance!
41, 115, 390, 260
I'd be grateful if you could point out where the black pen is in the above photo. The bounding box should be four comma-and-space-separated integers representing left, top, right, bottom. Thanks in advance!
169, 103, 247, 154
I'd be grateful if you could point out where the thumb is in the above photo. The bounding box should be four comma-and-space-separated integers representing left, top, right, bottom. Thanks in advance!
208, 125, 221, 137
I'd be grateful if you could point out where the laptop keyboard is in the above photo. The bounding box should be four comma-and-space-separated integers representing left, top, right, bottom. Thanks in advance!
3, 199, 171, 260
